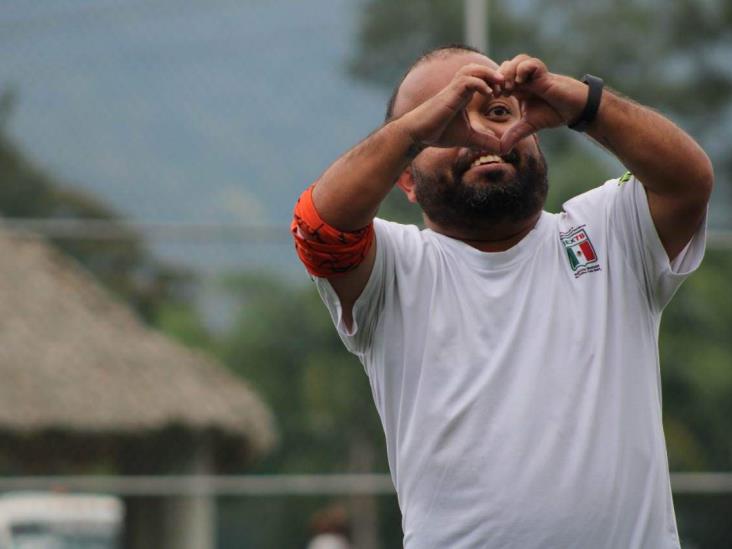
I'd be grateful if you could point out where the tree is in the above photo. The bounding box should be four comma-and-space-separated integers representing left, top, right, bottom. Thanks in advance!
349, 0, 732, 129
0, 89, 192, 323
349, 0, 732, 226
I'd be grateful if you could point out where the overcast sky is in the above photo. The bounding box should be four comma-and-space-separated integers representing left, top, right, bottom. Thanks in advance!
1, 0, 389, 274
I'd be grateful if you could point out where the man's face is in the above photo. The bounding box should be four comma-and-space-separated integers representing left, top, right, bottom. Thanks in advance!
393, 52, 548, 232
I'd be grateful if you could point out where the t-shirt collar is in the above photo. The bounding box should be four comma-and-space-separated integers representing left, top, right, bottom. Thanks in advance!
425, 211, 550, 270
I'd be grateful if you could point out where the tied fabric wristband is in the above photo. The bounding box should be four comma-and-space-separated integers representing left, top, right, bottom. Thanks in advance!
291, 185, 374, 278
568, 74, 604, 132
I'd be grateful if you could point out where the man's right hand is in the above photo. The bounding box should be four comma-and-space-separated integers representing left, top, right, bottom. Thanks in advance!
396, 63, 505, 153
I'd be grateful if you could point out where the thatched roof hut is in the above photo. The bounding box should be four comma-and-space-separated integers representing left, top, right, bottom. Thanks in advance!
0, 229, 275, 462
0, 230, 277, 548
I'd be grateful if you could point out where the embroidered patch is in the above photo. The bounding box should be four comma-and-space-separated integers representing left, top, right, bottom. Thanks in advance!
560, 226, 601, 278
618, 171, 632, 185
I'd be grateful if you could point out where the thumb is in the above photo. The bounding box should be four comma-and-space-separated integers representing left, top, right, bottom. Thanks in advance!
471, 128, 502, 153
500, 119, 537, 155
466, 110, 501, 153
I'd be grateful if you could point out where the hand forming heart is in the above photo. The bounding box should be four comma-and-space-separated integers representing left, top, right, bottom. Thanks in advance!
466, 55, 588, 154
398, 54, 589, 157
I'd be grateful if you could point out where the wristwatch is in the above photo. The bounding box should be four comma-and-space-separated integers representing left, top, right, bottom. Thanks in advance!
568, 74, 604, 132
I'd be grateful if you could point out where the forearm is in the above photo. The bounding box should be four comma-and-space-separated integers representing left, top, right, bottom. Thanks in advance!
311, 119, 420, 231
586, 90, 713, 198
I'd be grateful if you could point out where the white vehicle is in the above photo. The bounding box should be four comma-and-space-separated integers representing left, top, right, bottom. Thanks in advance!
0, 492, 122, 549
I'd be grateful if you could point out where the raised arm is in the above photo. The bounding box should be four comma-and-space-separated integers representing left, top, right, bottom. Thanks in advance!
296, 63, 505, 324
312, 63, 505, 228
585, 92, 713, 260
304, 122, 416, 323
495, 54, 714, 260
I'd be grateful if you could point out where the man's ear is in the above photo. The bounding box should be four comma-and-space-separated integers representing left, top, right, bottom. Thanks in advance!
396, 166, 418, 204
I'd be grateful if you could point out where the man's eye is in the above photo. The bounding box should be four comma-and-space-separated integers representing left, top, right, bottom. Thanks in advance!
487, 105, 511, 118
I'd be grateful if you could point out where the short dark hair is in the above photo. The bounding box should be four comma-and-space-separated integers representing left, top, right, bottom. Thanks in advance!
384, 43, 484, 122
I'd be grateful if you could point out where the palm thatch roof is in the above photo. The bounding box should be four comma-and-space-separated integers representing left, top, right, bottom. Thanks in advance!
0, 230, 276, 468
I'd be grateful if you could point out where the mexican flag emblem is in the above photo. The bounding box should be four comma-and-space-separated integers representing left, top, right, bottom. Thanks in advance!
561, 226, 600, 276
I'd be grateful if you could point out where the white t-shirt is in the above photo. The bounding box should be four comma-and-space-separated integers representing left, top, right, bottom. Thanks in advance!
314, 177, 705, 549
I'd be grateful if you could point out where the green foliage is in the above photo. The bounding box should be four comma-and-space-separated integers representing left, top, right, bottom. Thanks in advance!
348, 0, 732, 216
347, 0, 537, 91
529, 0, 732, 118
348, 0, 464, 90
154, 301, 215, 351
541, 134, 618, 212
216, 272, 397, 547
661, 249, 732, 471
349, 0, 732, 119
219, 272, 387, 474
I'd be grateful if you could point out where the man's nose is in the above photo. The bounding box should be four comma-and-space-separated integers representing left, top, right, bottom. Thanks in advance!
466, 110, 509, 139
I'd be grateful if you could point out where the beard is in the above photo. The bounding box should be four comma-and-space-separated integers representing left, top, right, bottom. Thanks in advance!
412, 147, 548, 232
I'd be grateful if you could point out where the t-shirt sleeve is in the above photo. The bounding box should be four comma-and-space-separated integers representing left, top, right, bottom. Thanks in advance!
605, 175, 707, 311
312, 218, 395, 356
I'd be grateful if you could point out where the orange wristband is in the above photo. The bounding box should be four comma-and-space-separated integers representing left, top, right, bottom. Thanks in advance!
291, 185, 374, 277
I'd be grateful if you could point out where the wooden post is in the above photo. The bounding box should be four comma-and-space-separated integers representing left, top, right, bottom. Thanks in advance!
122, 437, 216, 549
161, 439, 216, 549
348, 433, 379, 549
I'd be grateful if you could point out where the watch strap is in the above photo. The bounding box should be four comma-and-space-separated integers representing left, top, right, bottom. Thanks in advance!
568, 74, 604, 132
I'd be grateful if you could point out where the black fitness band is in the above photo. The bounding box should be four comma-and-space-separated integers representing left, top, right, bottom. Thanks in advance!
568, 74, 604, 132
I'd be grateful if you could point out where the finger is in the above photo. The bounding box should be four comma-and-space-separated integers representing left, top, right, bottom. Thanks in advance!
491, 81, 502, 98
439, 75, 493, 115
457, 63, 505, 96
465, 110, 501, 152
471, 130, 502, 153
455, 75, 494, 104
498, 54, 532, 95
461, 75, 494, 96
498, 61, 512, 96
499, 119, 538, 155
515, 58, 545, 85
461, 63, 504, 97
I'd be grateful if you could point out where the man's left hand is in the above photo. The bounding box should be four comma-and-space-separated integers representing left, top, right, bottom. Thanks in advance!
495, 55, 713, 263
494, 54, 589, 153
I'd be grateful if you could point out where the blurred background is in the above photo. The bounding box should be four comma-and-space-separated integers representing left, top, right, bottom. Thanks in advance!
0, 0, 730, 547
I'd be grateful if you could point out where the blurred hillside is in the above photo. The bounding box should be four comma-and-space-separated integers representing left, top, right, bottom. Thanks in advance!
0, 0, 388, 274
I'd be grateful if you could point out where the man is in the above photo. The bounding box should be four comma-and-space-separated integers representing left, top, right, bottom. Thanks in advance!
291, 45, 712, 548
